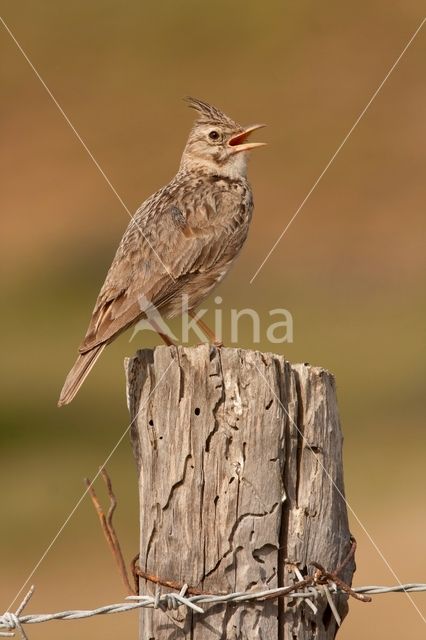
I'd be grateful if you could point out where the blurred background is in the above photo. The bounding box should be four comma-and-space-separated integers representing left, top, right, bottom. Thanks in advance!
1, 1, 425, 637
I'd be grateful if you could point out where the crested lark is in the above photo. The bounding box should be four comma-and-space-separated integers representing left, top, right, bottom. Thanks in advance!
58, 97, 265, 406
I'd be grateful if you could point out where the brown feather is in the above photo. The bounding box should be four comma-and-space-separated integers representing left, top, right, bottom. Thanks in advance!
58, 344, 106, 406
184, 97, 239, 128
58, 98, 262, 405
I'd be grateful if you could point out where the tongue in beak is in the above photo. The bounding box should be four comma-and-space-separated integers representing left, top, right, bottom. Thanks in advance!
228, 124, 266, 153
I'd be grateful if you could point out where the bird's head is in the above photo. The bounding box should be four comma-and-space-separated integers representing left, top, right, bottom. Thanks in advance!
180, 97, 266, 179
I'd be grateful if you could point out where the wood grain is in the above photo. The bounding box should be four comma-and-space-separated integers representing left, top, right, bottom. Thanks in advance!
126, 345, 355, 639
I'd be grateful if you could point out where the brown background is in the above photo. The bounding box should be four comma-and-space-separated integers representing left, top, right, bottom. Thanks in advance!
1, 1, 425, 638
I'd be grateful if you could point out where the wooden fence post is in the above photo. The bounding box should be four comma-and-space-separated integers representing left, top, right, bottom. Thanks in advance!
126, 345, 355, 639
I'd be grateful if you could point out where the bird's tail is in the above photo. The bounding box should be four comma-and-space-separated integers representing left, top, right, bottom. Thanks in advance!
58, 344, 106, 407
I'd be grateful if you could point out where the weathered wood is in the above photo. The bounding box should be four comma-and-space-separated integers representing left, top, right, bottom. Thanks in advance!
126, 345, 355, 639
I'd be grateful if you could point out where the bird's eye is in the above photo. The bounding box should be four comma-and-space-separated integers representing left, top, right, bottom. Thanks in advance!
208, 130, 220, 141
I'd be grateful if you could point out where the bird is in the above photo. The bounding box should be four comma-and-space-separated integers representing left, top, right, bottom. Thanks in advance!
58, 97, 265, 406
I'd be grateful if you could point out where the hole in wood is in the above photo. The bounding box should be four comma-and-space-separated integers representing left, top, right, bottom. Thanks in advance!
148, 419, 154, 427
309, 444, 321, 453
194, 407, 201, 416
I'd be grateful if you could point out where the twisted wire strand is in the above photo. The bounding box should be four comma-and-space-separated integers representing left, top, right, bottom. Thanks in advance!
1, 582, 425, 637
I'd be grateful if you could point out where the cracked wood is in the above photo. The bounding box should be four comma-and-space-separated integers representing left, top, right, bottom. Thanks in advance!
126, 345, 355, 639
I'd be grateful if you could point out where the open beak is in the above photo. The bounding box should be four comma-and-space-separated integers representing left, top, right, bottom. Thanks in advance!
228, 124, 267, 154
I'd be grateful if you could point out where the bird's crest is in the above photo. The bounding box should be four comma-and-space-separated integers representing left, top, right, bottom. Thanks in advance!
185, 96, 240, 128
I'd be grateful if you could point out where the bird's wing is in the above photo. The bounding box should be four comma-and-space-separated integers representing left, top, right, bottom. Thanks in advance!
78, 185, 247, 353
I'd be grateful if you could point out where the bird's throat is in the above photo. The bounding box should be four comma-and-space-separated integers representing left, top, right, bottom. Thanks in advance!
180, 151, 248, 180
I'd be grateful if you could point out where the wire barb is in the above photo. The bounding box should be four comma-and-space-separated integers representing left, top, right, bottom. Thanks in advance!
1, 582, 426, 638
0, 587, 34, 639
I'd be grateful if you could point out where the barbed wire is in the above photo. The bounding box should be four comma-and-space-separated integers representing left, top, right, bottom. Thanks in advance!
1, 581, 425, 639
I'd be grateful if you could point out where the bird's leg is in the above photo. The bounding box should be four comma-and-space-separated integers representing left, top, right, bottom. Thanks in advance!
188, 310, 223, 347
147, 319, 176, 346
157, 331, 175, 347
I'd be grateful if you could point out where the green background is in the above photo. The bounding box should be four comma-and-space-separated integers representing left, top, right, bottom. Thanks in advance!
1, 1, 425, 638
